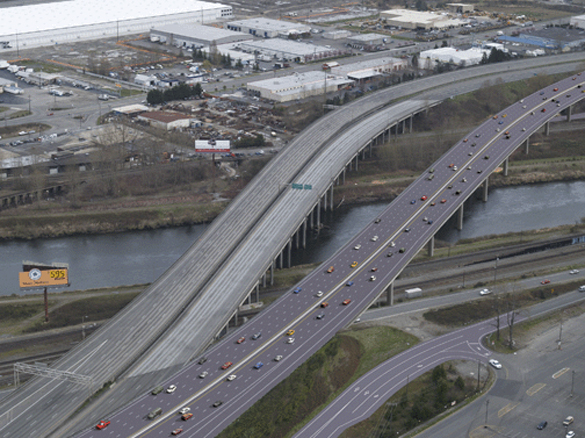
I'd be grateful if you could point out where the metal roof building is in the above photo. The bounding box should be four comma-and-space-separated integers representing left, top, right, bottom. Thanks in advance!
0, 0, 232, 51
150, 24, 250, 49
331, 57, 408, 81
247, 71, 354, 102
380, 8, 464, 30
237, 39, 345, 63
225, 18, 311, 38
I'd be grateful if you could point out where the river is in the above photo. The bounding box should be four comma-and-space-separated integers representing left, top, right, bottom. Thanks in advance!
2, 181, 585, 296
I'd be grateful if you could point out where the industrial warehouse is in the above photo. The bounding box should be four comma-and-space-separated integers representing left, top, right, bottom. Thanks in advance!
0, 0, 232, 50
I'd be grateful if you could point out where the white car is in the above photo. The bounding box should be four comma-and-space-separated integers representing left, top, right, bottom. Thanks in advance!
354, 244, 361, 250
566, 432, 575, 438
179, 407, 190, 415
198, 371, 208, 379
316, 291, 323, 297
479, 288, 491, 296
370, 276, 376, 281
274, 355, 283, 361
227, 375, 237, 381
167, 384, 177, 393
287, 337, 295, 344
569, 269, 579, 275
489, 359, 502, 369
389, 241, 396, 247
371, 235, 378, 242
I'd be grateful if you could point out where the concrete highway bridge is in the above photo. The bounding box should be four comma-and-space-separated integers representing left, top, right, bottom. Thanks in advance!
1, 53, 585, 438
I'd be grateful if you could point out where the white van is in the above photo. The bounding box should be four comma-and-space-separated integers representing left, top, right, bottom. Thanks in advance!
579, 285, 585, 292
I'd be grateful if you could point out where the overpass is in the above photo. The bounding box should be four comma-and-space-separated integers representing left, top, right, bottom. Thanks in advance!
69, 70, 585, 438
1, 55, 584, 438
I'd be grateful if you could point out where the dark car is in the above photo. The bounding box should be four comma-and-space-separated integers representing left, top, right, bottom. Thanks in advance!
213, 401, 223, 408
536, 421, 547, 430
252, 332, 261, 340
198, 357, 207, 365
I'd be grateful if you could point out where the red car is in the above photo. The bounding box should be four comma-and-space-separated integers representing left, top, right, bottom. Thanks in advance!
541, 279, 551, 285
236, 337, 245, 344
221, 361, 233, 370
342, 299, 351, 305
172, 429, 183, 436
321, 302, 329, 308
326, 266, 334, 273
420, 195, 427, 201
371, 267, 378, 272
441, 199, 447, 204
182, 413, 193, 421
448, 163, 455, 168
96, 420, 110, 430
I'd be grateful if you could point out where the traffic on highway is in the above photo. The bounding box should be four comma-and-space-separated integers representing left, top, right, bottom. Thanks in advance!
73, 72, 585, 438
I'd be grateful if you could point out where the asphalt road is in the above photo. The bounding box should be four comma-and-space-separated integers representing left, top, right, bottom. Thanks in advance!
68, 72, 585, 438
4, 54, 585, 438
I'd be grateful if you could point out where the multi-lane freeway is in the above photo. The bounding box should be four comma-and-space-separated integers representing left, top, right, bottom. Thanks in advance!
67, 72, 585, 438
1, 56, 584, 438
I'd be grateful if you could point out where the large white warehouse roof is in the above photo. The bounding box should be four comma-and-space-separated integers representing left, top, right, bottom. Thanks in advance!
0, 0, 229, 37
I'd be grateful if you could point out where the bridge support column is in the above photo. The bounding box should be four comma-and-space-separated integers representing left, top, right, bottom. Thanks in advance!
427, 236, 434, 257
279, 251, 283, 270
262, 273, 266, 288
482, 178, 489, 202
567, 104, 572, 122
256, 283, 260, 302
316, 199, 321, 231
355, 155, 359, 171
287, 240, 292, 269
402, 119, 406, 134
310, 208, 314, 230
457, 204, 464, 231
369, 142, 372, 158
503, 158, 509, 177
330, 185, 334, 210
409, 115, 413, 133
302, 218, 307, 249
323, 190, 328, 212
234, 308, 238, 327
295, 226, 299, 249
342, 168, 346, 184
270, 261, 274, 286
386, 281, 394, 306
544, 121, 550, 136
394, 124, 398, 139
525, 137, 529, 154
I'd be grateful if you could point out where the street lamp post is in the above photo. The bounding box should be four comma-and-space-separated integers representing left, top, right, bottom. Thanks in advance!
81, 315, 88, 340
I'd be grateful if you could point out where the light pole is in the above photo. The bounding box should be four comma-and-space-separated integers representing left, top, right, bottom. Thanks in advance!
493, 257, 499, 288
81, 315, 88, 340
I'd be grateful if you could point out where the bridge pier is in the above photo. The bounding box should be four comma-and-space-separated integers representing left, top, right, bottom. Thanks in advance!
323, 190, 328, 212
402, 119, 406, 134
316, 199, 321, 231
525, 137, 529, 154
355, 154, 359, 171
302, 218, 307, 249
279, 250, 283, 270
503, 158, 509, 177
544, 121, 550, 136
262, 273, 266, 288
256, 283, 260, 302
427, 235, 434, 257
386, 281, 394, 306
567, 104, 572, 122
270, 261, 274, 286
295, 226, 299, 249
310, 208, 314, 230
409, 115, 413, 133
330, 185, 334, 210
287, 240, 292, 268
482, 178, 489, 202
369, 142, 372, 158
342, 168, 346, 185
457, 204, 464, 231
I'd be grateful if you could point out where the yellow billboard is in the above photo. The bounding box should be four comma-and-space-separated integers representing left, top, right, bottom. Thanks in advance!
19, 268, 69, 288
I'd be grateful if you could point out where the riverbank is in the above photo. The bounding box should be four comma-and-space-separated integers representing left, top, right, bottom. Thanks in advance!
1, 125, 584, 241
